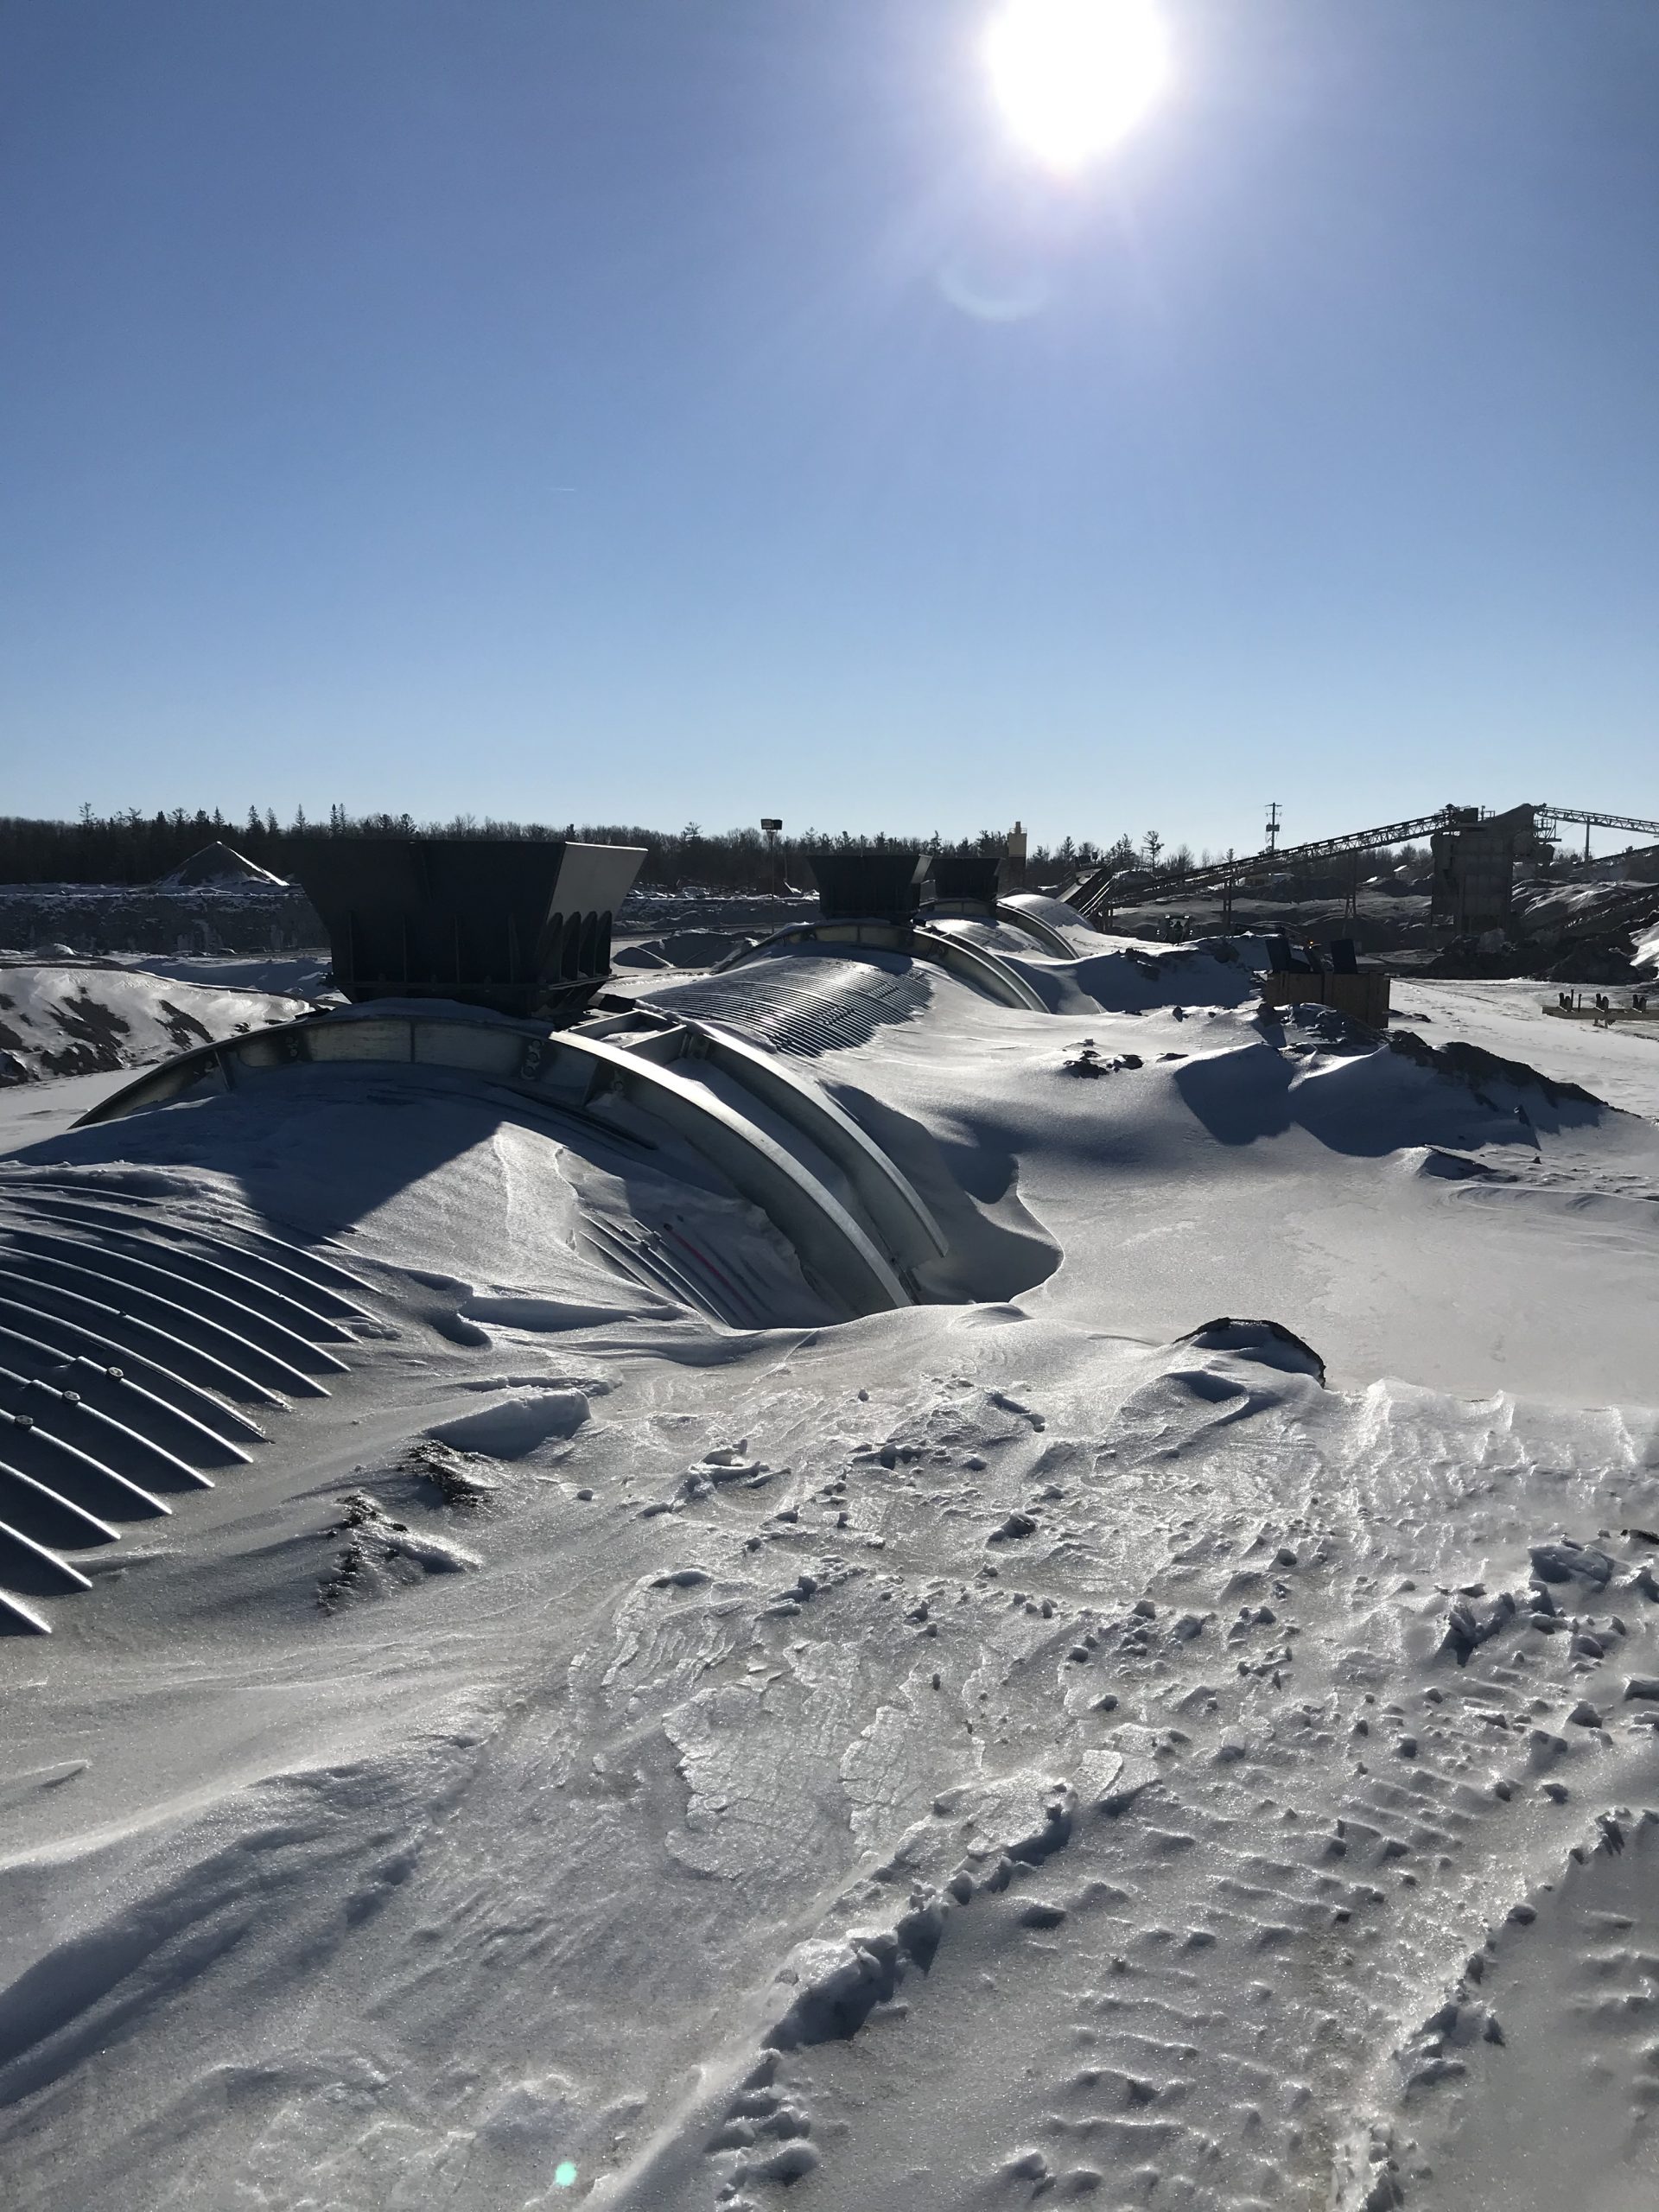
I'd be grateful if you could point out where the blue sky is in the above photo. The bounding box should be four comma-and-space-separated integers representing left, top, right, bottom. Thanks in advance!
3, 1, 1656, 854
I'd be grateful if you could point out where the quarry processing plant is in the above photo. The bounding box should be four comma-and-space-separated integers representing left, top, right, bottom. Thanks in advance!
1064, 800, 1659, 942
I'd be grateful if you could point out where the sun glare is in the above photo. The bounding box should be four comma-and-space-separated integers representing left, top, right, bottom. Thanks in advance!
983, 0, 1171, 171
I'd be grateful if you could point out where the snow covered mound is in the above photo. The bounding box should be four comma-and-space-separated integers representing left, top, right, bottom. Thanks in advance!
613, 929, 756, 971
157, 841, 289, 890
1069, 931, 1265, 1013
111, 952, 332, 997
1387, 1025, 1603, 1109
0, 962, 306, 1084
1515, 873, 1657, 937
1179, 1313, 1326, 1381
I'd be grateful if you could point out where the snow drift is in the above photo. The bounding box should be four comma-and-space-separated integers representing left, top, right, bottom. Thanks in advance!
1, 928, 1657, 2212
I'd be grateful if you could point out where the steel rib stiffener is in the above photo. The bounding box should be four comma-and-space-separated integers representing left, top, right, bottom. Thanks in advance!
0, 1187, 378, 1636
4, 962, 1006, 1631
76, 1005, 927, 1320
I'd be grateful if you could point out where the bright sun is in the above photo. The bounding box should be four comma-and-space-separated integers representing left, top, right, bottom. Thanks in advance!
983, 0, 1171, 171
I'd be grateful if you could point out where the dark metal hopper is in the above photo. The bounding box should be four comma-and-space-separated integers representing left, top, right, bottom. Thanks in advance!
927, 855, 1002, 911
804, 849, 929, 925
290, 837, 646, 1019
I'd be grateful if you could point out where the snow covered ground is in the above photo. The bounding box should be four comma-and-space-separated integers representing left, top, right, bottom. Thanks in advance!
2, 953, 1658, 2212
0, 1067, 144, 1151
1391, 978, 1659, 1122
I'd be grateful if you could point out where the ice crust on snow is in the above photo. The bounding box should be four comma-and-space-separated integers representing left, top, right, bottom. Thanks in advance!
1, 944, 1658, 2209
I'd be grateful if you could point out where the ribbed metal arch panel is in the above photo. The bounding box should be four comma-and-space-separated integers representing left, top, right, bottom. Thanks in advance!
0, 1184, 381, 1636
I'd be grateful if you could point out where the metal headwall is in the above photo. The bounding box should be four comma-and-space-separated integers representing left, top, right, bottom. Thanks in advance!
290, 836, 646, 1020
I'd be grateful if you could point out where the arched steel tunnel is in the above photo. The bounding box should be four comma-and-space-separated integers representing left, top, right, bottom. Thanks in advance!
0, 838, 1088, 1633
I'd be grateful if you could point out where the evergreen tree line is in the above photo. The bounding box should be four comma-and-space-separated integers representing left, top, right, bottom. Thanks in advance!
0, 807, 1154, 893
0, 808, 1434, 895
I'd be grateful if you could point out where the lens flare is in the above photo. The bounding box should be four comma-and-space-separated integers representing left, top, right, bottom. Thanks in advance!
984, 0, 1171, 170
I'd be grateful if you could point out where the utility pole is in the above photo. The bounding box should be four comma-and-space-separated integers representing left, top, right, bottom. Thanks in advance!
1265, 802, 1281, 855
